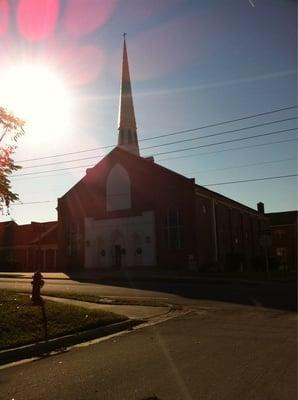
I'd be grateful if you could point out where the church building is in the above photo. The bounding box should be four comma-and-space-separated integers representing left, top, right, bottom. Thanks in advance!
57, 37, 267, 272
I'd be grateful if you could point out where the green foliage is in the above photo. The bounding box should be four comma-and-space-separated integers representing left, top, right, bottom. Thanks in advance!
0, 107, 25, 213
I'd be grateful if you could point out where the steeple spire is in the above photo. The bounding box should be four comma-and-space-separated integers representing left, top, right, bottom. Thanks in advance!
117, 34, 140, 156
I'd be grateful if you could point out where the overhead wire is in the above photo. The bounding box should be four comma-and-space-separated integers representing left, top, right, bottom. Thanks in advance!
152, 127, 297, 157
140, 117, 297, 151
16, 105, 297, 163
11, 200, 56, 205
204, 174, 298, 187
158, 137, 298, 162
10, 157, 297, 187
10, 128, 297, 178
140, 105, 298, 141
185, 157, 297, 175
12, 163, 94, 177
10, 173, 298, 206
15, 120, 297, 171
7, 105, 297, 207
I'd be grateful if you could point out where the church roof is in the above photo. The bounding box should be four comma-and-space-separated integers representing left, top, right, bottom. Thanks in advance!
59, 145, 262, 217
58, 145, 191, 201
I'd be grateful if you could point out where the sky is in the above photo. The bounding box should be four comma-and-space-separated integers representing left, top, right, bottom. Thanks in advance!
0, 0, 297, 224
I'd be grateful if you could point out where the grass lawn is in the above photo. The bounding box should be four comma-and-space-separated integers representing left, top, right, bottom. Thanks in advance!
0, 290, 127, 351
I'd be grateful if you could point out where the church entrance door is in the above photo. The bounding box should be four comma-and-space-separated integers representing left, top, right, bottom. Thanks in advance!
114, 245, 122, 268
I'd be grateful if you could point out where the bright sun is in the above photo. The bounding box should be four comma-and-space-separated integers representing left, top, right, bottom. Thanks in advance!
0, 64, 73, 141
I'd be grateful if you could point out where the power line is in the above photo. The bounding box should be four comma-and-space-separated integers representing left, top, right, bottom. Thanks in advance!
11, 157, 298, 190
11, 163, 93, 177
152, 127, 297, 157
16, 121, 298, 171
185, 157, 297, 175
16, 145, 113, 163
10, 173, 298, 206
158, 137, 297, 162
141, 116, 297, 151
140, 105, 298, 141
12, 169, 86, 181
204, 174, 298, 187
11, 200, 56, 206
19, 155, 101, 170
16, 105, 297, 163
11, 128, 297, 178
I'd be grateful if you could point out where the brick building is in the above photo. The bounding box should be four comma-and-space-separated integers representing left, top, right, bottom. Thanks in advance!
56, 37, 267, 272
0, 221, 58, 271
267, 211, 297, 270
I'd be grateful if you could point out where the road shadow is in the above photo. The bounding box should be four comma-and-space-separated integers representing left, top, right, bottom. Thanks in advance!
66, 271, 297, 312
0, 273, 26, 279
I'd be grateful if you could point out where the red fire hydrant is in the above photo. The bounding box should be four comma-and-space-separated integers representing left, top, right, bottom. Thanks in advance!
31, 271, 44, 304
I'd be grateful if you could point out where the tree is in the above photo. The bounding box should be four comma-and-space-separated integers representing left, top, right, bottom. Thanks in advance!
0, 107, 25, 213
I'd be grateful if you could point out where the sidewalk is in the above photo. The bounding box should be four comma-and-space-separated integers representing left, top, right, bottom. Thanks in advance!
43, 295, 171, 320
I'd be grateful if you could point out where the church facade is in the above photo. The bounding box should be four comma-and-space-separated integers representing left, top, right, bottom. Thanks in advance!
57, 38, 267, 272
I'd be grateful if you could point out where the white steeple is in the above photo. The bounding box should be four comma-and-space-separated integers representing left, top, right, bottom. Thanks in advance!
117, 34, 140, 156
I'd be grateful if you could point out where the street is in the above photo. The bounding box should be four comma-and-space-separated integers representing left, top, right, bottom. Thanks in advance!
0, 302, 296, 400
0, 277, 297, 399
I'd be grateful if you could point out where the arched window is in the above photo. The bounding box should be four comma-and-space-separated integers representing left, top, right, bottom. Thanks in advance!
106, 164, 131, 211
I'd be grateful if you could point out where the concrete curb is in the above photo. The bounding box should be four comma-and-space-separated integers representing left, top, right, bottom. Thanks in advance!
0, 319, 141, 366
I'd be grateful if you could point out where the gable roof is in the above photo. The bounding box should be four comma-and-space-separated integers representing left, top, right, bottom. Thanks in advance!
58, 145, 263, 216
58, 146, 193, 201
112, 148, 261, 215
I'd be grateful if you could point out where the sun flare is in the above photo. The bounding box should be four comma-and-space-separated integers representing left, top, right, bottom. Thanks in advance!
0, 64, 73, 141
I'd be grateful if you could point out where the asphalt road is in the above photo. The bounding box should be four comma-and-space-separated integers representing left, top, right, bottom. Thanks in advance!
1, 305, 296, 400
1, 278, 296, 399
